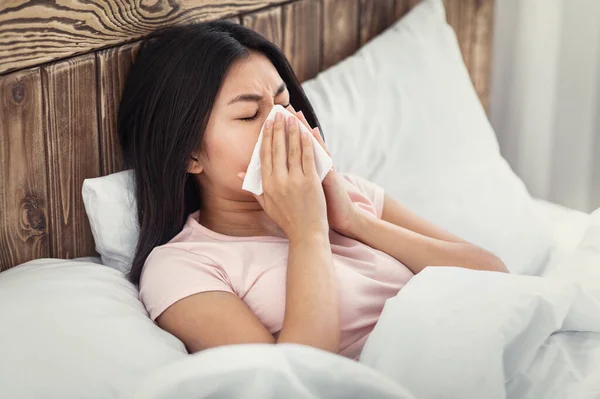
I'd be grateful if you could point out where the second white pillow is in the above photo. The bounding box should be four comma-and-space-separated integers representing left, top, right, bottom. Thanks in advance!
301, 0, 554, 274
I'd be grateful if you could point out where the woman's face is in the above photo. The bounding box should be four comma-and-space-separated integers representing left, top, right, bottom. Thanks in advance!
193, 51, 291, 198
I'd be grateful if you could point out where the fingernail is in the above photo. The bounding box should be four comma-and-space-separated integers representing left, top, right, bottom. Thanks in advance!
265, 120, 273, 129
287, 115, 295, 126
274, 112, 282, 121
297, 110, 304, 118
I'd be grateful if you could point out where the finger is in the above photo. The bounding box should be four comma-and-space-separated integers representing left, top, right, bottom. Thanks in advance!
272, 112, 287, 174
260, 119, 274, 177
301, 129, 317, 176
286, 104, 296, 113
287, 116, 302, 173
296, 110, 312, 132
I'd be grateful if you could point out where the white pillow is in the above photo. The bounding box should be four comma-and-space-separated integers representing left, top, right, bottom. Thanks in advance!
82, 170, 138, 273
301, 0, 553, 274
0, 259, 186, 399
82, 0, 553, 275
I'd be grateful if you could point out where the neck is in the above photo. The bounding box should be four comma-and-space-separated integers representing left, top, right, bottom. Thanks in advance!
198, 186, 285, 239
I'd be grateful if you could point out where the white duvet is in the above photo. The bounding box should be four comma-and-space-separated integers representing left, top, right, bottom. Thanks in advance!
128, 210, 600, 399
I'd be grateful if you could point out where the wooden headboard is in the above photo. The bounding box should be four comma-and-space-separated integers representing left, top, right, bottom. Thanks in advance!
0, 0, 495, 271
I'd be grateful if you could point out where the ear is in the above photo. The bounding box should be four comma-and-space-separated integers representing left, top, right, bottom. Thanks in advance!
187, 154, 203, 174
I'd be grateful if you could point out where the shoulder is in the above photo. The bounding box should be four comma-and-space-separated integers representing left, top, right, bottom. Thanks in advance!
139, 245, 234, 321
141, 244, 229, 287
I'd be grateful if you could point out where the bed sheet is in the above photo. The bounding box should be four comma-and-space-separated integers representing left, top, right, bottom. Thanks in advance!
533, 199, 590, 273
506, 331, 600, 398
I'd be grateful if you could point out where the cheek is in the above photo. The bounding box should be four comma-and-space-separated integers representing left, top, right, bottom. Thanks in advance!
204, 125, 260, 174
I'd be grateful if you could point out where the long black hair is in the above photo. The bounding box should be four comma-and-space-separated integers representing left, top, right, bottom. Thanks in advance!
118, 21, 322, 285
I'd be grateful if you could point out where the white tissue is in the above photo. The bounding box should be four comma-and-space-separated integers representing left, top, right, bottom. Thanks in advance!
242, 104, 333, 195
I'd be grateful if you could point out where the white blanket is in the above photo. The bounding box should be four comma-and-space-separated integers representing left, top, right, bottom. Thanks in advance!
123, 344, 415, 399
361, 209, 600, 399
127, 211, 600, 399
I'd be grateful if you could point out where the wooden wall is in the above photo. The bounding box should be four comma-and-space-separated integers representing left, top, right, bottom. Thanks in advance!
0, 0, 495, 271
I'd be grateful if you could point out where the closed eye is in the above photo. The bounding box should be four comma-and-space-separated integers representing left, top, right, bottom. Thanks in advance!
239, 112, 259, 122
239, 102, 290, 122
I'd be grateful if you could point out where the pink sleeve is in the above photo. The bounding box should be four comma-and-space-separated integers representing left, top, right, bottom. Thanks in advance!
139, 246, 234, 321
341, 173, 385, 219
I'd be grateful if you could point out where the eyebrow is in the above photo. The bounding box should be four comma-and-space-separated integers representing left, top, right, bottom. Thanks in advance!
227, 82, 287, 105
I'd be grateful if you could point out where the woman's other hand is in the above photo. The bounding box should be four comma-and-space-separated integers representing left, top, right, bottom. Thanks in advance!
293, 109, 362, 237
239, 112, 329, 242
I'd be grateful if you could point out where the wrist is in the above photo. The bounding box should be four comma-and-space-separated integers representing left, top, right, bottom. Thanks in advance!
339, 205, 369, 240
288, 227, 329, 245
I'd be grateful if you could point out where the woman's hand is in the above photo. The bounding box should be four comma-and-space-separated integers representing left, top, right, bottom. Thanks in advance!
239, 112, 329, 242
292, 109, 362, 237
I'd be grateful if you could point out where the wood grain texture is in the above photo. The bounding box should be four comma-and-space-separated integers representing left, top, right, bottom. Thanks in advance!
0, 67, 48, 271
322, 0, 360, 69
0, 0, 289, 75
242, 6, 283, 49
394, 0, 421, 19
466, 0, 494, 111
444, 0, 476, 70
359, 0, 396, 46
42, 53, 100, 259
97, 41, 140, 175
224, 16, 242, 24
282, 0, 322, 82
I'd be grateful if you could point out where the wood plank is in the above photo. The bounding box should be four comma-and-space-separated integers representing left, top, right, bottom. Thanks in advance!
468, 0, 494, 112
0, 0, 289, 75
97, 41, 140, 176
224, 17, 241, 24
0, 67, 48, 270
42, 53, 100, 259
282, 0, 322, 82
394, 0, 421, 19
242, 7, 283, 49
322, 0, 360, 69
444, 0, 476, 72
359, 0, 396, 46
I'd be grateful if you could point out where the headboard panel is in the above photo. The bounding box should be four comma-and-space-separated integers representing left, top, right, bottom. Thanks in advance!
0, 0, 495, 271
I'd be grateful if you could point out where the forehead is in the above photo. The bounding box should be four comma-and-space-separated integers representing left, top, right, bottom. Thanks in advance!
218, 51, 283, 100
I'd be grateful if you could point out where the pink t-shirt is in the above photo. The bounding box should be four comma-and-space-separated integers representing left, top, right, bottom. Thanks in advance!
139, 174, 414, 359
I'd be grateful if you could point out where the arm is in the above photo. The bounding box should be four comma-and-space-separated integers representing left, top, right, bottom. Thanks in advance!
344, 194, 508, 274
279, 233, 339, 350
156, 113, 339, 354
156, 233, 338, 353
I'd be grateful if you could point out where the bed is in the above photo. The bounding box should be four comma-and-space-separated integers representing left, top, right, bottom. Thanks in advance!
1, 1, 599, 398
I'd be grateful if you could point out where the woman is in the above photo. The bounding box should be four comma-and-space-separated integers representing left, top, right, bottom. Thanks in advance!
118, 21, 507, 360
